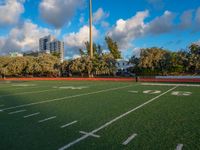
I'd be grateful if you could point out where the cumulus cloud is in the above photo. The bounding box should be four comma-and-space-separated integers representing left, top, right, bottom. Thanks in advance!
107, 10, 177, 56
0, 20, 51, 55
145, 11, 175, 35
179, 10, 193, 29
0, 0, 24, 26
194, 7, 200, 31
108, 10, 149, 49
63, 25, 99, 57
39, 0, 83, 29
93, 8, 109, 23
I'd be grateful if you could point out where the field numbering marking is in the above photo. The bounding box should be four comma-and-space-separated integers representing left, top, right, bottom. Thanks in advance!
143, 90, 161, 94
171, 91, 192, 96
38, 116, 56, 123
8, 109, 26, 115
60, 121, 78, 128
24, 112, 40, 118
58, 86, 177, 150
176, 144, 183, 150
122, 133, 137, 145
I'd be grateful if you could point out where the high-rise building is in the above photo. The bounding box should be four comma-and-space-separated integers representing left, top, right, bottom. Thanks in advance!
39, 35, 64, 62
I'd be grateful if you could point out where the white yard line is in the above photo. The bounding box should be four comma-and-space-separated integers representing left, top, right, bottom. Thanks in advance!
23, 112, 40, 118
79, 131, 100, 138
128, 91, 139, 93
8, 109, 26, 115
0, 86, 42, 91
1, 85, 132, 112
58, 86, 177, 150
38, 116, 56, 123
0, 83, 92, 98
141, 83, 200, 87
60, 121, 78, 128
122, 133, 137, 145
176, 144, 183, 150
0, 89, 58, 98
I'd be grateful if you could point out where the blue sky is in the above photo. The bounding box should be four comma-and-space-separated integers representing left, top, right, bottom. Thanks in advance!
0, 0, 200, 59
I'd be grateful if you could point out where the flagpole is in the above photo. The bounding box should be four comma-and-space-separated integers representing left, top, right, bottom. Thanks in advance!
89, 0, 93, 58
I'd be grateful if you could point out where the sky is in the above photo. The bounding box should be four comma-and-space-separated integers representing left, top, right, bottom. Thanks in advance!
0, 0, 200, 59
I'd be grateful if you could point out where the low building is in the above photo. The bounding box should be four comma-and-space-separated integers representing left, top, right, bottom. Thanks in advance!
23, 51, 40, 57
9, 52, 23, 57
116, 59, 134, 72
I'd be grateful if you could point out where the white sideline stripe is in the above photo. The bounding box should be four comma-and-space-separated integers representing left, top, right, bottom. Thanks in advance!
122, 133, 137, 145
0, 83, 91, 98
79, 131, 100, 138
176, 144, 183, 150
141, 83, 200, 87
60, 121, 77, 128
58, 86, 177, 150
0, 89, 58, 98
24, 112, 40, 118
8, 109, 26, 115
38, 116, 56, 123
1, 85, 132, 111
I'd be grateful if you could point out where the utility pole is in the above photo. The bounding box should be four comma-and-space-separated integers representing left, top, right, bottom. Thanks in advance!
89, 0, 93, 58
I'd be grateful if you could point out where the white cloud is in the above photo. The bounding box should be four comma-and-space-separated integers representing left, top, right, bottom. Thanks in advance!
63, 25, 99, 57
145, 11, 175, 34
93, 8, 109, 23
0, 20, 51, 54
64, 25, 98, 48
0, 0, 24, 26
179, 10, 193, 29
195, 7, 200, 31
39, 0, 83, 29
108, 10, 149, 50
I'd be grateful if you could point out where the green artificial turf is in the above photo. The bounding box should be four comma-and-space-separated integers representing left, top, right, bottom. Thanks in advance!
0, 81, 199, 150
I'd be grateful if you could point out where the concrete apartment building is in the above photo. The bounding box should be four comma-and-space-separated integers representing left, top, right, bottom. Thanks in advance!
39, 35, 64, 62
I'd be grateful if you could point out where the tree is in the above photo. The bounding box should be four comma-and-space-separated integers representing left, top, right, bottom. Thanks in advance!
71, 57, 86, 77
105, 36, 121, 59
188, 43, 200, 72
138, 47, 172, 75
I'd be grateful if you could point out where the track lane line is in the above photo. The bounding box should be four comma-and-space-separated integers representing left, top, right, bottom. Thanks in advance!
58, 86, 177, 150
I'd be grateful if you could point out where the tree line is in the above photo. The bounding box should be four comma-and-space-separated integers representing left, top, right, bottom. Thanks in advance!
0, 36, 121, 78
129, 43, 200, 75
0, 36, 199, 78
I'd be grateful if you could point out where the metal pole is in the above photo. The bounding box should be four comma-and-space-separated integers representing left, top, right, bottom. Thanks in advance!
89, 0, 93, 58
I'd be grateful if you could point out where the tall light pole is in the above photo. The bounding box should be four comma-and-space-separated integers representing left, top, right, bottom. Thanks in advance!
89, 0, 93, 58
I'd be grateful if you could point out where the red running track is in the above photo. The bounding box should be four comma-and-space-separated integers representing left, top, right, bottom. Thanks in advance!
0, 77, 200, 83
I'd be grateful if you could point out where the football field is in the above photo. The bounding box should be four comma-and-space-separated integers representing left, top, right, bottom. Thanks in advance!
0, 80, 199, 150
